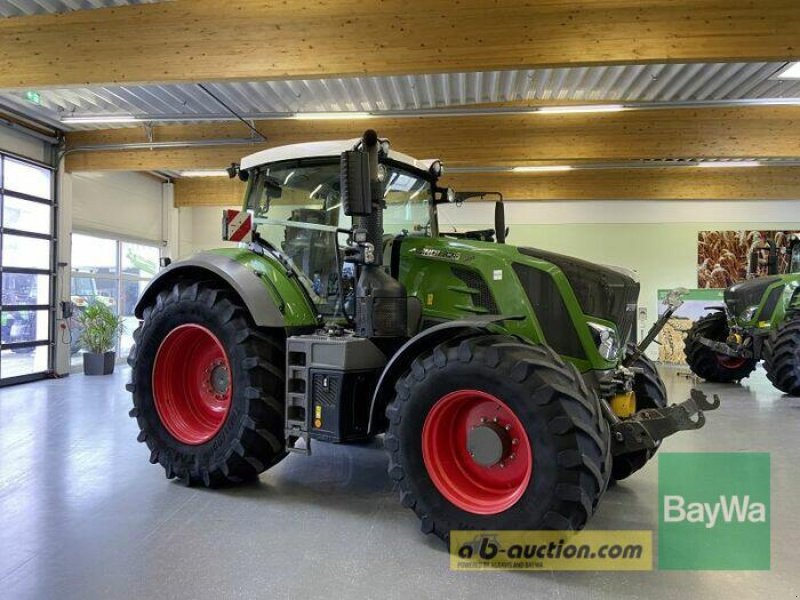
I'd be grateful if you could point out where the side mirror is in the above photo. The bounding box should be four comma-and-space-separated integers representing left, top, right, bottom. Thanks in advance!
341, 150, 372, 216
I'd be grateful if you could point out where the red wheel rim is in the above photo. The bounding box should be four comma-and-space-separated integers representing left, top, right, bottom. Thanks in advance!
152, 324, 232, 445
422, 390, 533, 515
716, 355, 747, 369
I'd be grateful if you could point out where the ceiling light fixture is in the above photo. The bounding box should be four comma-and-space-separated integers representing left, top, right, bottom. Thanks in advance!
179, 170, 230, 177
511, 165, 574, 173
776, 63, 800, 80
696, 161, 763, 168
536, 104, 626, 115
61, 115, 142, 124
292, 112, 373, 120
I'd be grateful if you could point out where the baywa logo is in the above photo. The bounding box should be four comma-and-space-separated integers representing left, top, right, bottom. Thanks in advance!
658, 452, 770, 570
663, 494, 767, 529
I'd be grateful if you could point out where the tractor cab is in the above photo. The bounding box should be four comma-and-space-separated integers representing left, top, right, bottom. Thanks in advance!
230, 139, 440, 321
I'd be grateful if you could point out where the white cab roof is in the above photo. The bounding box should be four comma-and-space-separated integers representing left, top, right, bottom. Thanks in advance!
240, 138, 437, 172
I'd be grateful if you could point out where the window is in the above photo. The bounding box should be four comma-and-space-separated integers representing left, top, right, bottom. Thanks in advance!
0, 154, 54, 385
245, 159, 432, 317
70, 233, 160, 368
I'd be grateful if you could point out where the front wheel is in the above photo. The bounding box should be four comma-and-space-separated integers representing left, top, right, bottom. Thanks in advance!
764, 318, 800, 395
127, 281, 287, 486
684, 312, 756, 383
385, 335, 611, 541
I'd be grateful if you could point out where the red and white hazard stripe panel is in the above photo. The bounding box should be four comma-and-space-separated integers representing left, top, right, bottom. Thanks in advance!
222, 209, 253, 242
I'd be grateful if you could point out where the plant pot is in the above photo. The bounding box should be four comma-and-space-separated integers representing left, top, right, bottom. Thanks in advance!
83, 351, 116, 376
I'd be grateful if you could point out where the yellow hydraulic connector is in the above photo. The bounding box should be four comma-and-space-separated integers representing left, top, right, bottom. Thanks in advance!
728, 332, 744, 345
610, 391, 637, 418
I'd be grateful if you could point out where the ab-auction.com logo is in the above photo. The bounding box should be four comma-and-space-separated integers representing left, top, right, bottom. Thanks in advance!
658, 452, 770, 570
450, 530, 652, 571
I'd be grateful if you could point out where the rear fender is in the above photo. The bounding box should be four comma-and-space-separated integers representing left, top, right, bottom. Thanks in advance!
134, 249, 318, 329
367, 315, 521, 434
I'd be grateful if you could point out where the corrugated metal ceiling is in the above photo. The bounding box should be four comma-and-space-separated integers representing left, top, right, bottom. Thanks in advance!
1, 62, 798, 131
0, 0, 797, 131
0, 0, 164, 18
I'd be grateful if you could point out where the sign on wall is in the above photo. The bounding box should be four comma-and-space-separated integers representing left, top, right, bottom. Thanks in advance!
697, 230, 794, 288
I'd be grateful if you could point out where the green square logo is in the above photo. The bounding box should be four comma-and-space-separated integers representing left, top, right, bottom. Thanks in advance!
658, 452, 770, 570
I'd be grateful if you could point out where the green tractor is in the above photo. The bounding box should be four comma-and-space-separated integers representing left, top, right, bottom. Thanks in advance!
127, 130, 717, 541
685, 236, 800, 395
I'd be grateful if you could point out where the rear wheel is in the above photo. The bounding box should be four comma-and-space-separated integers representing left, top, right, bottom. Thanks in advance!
127, 281, 287, 486
684, 312, 756, 383
385, 335, 611, 541
764, 318, 800, 395
612, 346, 667, 481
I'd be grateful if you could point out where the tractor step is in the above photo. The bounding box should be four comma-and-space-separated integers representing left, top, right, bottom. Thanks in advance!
283, 333, 387, 454
285, 338, 312, 455
611, 389, 721, 456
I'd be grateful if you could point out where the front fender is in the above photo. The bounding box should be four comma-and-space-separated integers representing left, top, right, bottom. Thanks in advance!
367, 315, 522, 434
135, 248, 318, 329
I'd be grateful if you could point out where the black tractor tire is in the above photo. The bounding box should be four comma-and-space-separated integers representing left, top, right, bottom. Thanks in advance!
611, 345, 668, 481
127, 281, 287, 486
764, 318, 800, 395
384, 335, 612, 542
684, 311, 757, 383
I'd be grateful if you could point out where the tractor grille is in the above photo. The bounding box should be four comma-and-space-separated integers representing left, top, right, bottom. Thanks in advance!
512, 263, 586, 359
451, 267, 499, 313
518, 247, 640, 348
724, 276, 782, 318
760, 284, 785, 321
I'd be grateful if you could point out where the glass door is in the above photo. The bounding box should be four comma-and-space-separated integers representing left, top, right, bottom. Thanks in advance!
0, 154, 55, 385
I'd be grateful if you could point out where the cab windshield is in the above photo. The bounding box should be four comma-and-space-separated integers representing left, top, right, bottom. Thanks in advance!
244, 159, 432, 315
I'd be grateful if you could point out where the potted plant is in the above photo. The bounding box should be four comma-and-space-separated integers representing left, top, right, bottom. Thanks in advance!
78, 301, 124, 376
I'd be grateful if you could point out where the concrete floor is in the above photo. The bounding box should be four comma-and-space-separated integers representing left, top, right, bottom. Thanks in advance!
0, 365, 798, 600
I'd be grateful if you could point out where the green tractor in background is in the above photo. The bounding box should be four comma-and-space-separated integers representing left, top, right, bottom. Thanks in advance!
685, 236, 800, 395
127, 130, 717, 541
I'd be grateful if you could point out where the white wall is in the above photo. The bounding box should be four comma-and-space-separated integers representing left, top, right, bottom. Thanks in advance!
189, 206, 239, 254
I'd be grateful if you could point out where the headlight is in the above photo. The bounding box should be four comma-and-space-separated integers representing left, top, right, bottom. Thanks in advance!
740, 305, 759, 321
588, 322, 619, 360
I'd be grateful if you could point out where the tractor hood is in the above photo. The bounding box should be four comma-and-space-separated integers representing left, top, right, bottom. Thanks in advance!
724, 275, 783, 319
518, 247, 640, 346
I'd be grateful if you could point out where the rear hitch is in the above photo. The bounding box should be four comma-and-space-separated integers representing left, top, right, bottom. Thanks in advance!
697, 336, 753, 358
611, 389, 721, 456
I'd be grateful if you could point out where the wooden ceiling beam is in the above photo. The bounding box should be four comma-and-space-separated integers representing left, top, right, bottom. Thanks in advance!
173, 167, 800, 207
65, 105, 800, 171
2, 1, 800, 89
